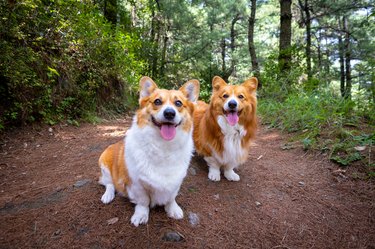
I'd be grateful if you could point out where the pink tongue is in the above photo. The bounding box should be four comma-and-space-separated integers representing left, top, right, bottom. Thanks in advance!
160, 124, 176, 141
226, 112, 239, 126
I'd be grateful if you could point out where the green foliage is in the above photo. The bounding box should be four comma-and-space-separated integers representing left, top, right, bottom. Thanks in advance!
0, 0, 145, 128
259, 88, 375, 175
260, 46, 306, 100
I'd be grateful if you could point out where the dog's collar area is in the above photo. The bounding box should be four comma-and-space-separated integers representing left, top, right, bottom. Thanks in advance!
151, 116, 180, 128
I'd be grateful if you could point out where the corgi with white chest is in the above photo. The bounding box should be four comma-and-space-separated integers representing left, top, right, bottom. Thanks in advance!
193, 76, 258, 182
98, 76, 199, 226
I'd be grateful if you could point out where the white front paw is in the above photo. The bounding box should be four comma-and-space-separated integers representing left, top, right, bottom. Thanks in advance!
208, 168, 221, 181
165, 202, 184, 220
101, 192, 115, 204
101, 185, 115, 204
131, 206, 149, 227
224, 169, 240, 181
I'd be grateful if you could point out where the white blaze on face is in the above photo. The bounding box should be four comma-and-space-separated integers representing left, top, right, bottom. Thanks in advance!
223, 94, 239, 126
154, 102, 182, 141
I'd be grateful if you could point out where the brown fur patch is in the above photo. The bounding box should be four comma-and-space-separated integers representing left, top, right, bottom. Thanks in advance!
98, 140, 130, 195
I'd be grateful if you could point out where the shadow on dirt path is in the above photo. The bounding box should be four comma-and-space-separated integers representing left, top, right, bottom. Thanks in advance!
1, 119, 374, 248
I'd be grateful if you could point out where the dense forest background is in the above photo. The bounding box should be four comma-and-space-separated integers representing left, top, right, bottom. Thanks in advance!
0, 0, 374, 171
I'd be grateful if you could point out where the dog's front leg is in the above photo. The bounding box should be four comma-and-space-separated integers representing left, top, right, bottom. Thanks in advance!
130, 188, 150, 227
131, 204, 150, 227
223, 164, 240, 181
165, 198, 183, 219
205, 156, 221, 181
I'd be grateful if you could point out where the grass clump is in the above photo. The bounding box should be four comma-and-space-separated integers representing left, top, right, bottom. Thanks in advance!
258, 89, 374, 177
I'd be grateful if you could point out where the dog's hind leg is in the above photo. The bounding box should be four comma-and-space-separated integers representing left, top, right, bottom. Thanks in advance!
99, 165, 116, 204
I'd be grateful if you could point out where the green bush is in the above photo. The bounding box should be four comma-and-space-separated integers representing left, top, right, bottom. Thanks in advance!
0, 0, 145, 129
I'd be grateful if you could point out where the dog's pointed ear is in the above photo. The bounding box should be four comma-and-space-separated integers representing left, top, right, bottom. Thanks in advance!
242, 77, 258, 93
212, 76, 227, 92
139, 76, 158, 99
180, 79, 200, 102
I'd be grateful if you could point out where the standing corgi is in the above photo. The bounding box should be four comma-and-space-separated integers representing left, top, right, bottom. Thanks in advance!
193, 76, 257, 181
98, 76, 199, 226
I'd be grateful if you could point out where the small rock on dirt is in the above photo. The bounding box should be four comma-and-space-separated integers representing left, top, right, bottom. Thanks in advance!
188, 167, 197, 176
52, 229, 61, 238
162, 231, 184, 242
354, 146, 366, 151
188, 212, 199, 226
298, 181, 305, 186
73, 179, 91, 188
213, 194, 220, 200
255, 201, 261, 207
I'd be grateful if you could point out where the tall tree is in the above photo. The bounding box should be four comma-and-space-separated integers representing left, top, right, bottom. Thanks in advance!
279, 0, 292, 74
229, 13, 242, 78
150, 0, 161, 79
298, 0, 312, 81
343, 15, 352, 99
338, 22, 346, 98
248, 0, 261, 87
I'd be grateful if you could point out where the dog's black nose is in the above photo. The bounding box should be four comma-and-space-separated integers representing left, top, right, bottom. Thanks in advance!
228, 100, 237, 109
163, 108, 176, 120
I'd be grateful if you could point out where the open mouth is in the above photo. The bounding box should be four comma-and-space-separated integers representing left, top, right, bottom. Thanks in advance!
223, 109, 241, 126
151, 116, 180, 141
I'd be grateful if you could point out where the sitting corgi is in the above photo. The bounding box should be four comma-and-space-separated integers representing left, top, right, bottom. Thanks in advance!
98, 76, 199, 226
193, 76, 258, 181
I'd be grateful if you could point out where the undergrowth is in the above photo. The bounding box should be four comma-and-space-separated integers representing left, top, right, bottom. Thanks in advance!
0, 0, 144, 130
258, 90, 375, 178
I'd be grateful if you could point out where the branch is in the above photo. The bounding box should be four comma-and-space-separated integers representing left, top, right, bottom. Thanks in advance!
309, 4, 374, 21
165, 43, 211, 64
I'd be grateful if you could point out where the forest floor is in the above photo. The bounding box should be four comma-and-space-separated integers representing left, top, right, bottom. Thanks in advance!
0, 118, 374, 249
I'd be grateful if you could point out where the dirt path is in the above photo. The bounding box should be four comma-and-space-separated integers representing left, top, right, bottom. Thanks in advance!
1, 119, 374, 249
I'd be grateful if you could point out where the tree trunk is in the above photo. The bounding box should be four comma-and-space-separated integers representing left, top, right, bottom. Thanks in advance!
325, 36, 330, 75
152, 25, 160, 78
248, 0, 261, 87
104, 0, 117, 25
150, 0, 161, 78
338, 19, 345, 98
221, 35, 227, 80
317, 32, 322, 74
279, 0, 292, 73
304, 0, 312, 80
343, 16, 352, 100
160, 25, 170, 78
230, 14, 241, 78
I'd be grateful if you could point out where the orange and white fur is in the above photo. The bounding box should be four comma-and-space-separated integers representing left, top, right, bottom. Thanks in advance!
98, 76, 199, 226
193, 76, 258, 182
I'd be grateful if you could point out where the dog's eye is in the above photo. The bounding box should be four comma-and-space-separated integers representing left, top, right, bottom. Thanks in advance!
238, 94, 244, 99
175, 100, 183, 107
154, 99, 162, 106
223, 94, 229, 99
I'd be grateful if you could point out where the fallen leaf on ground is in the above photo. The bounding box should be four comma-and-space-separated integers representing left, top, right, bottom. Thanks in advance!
107, 217, 119, 225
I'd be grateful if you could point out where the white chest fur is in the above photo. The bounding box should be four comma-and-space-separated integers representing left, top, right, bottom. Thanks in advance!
125, 119, 193, 206
215, 115, 248, 167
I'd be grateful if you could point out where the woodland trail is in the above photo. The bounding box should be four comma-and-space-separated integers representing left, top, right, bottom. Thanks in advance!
0, 118, 374, 248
